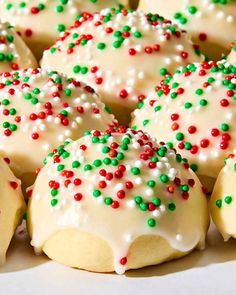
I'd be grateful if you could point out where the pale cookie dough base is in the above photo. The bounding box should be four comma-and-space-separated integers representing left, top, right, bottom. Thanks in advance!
0, 207, 24, 265
0, 175, 25, 264
210, 167, 236, 241
42, 229, 189, 273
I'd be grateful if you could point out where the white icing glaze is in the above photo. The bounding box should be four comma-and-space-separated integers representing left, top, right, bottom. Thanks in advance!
29, 129, 209, 274
41, 9, 203, 117
0, 68, 116, 183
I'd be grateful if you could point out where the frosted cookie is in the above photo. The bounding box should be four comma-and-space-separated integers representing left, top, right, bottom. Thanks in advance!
41, 9, 203, 123
139, 0, 236, 60
132, 61, 236, 191
0, 0, 127, 60
0, 21, 37, 72
0, 157, 25, 265
210, 153, 236, 240
0, 68, 116, 188
28, 128, 209, 274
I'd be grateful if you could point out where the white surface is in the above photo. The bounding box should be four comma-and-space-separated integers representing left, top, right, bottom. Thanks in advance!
0, 223, 236, 295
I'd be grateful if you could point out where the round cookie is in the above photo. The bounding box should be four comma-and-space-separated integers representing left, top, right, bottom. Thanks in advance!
0, 0, 128, 60
139, 0, 236, 60
0, 21, 37, 72
131, 61, 236, 191
0, 157, 25, 265
28, 128, 209, 274
41, 8, 203, 123
210, 152, 236, 241
0, 68, 116, 188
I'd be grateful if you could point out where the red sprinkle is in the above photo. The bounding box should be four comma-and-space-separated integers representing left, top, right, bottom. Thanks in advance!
9, 181, 18, 190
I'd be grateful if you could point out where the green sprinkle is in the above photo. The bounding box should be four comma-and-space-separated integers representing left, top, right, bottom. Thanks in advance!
73, 65, 81, 74
147, 180, 156, 188
160, 68, 168, 76
181, 184, 189, 192
122, 137, 130, 144
72, 161, 80, 168
134, 196, 143, 204
224, 196, 232, 204
81, 67, 88, 74
102, 146, 110, 154
97, 42, 106, 50
31, 98, 39, 104
154, 105, 162, 112
221, 123, 229, 131
185, 102, 192, 109
3, 121, 10, 128
93, 190, 101, 197
168, 203, 176, 211
2, 99, 10, 105
176, 132, 184, 141
56, 5, 63, 12
111, 159, 118, 166
51, 189, 58, 197
92, 136, 99, 143
9, 124, 17, 131
84, 164, 92, 171
65, 89, 71, 96
139, 202, 148, 211
188, 6, 197, 14
93, 159, 102, 167
57, 24, 66, 32
190, 163, 198, 172
33, 88, 40, 94
104, 197, 112, 205
171, 92, 178, 99
57, 164, 65, 171
147, 218, 156, 227
143, 119, 150, 126
179, 17, 188, 24
195, 88, 204, 95
200, 99, 208, 106
117, 152, 124, 160
62, 151, 70, 159
103, 157, 111, 165
160, 174, 169, 183
152, 197, 161, 207
134, 31, 142, 38
131, 167, 140, 175
216, 199, 222, 208
51, 199, 58, 207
